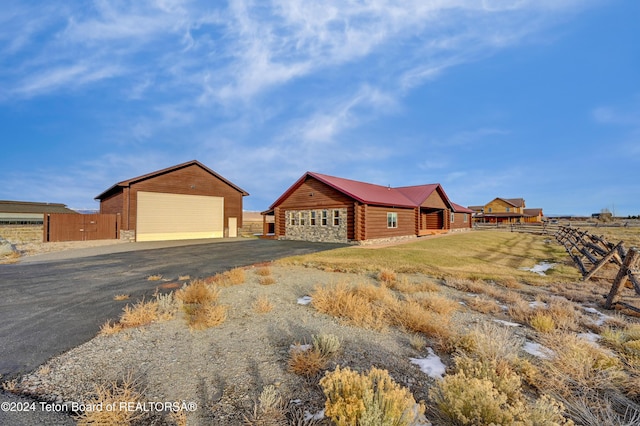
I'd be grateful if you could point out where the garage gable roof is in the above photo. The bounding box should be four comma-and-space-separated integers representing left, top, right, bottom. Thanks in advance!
95, 160, 249, 200
269, 172, 452, 209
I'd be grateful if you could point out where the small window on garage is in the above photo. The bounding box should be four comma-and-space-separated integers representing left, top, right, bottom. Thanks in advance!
451, 212, 455, 223
333, 210, 340, 226
310, 211, 316, 225
387, 212, 397, 228
464, 214, 468, 223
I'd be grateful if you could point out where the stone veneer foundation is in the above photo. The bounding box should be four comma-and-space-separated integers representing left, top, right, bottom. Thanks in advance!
283, 208, 348, 243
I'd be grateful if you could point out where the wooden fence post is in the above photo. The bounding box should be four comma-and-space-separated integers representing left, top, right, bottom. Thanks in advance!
605, 247, 640, 309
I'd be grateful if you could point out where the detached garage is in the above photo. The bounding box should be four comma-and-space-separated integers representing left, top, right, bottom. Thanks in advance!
95, 160, 248, 242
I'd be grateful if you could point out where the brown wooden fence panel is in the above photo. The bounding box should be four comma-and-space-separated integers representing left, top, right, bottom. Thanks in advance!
44, 213, 119, 242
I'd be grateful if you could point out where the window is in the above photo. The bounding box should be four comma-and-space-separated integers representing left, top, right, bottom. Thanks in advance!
464, 213, 468, 223
321, 210, 328, 226
299, 211, 306, 226
451, 212, 455, 223
310, 211, 316, 226
290, 211, 295, 226
333, 210, 340, 226
506, 207, 510, 212
387, 212, 398, 228
488, 207, 492, 213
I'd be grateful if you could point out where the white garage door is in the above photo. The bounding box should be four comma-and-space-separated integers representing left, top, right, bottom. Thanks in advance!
136, 191, 224, 242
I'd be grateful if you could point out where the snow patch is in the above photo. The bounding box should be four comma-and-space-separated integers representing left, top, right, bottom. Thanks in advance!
521, 261, 555, 275
583, 306, 611, 326
297, 295, 312, 305
523, 341, 553, 359
493, 319, 522, 327
410, 348, 446, 380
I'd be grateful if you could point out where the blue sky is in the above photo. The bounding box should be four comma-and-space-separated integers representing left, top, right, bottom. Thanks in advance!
1, 0, 638, 217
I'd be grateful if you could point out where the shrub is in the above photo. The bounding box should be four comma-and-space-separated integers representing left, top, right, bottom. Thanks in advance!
75, 373, 144, 426
465, 295, 502, 314
187, 304, 227, 330
391, 300, 453, 344
312, 334, 341, 359
253, 296, 273, 314
119, 299, 159, 328
155, 291, 177, 319
223, 267, 246, 285
430, 354, 572, 426
175, 280, 227, 330
259, 276, 276, 286
413, 294, 459, 316
320, 366, 425, 426
378, 268, 397, 284
530, 312, 556, 333
431, 370, 519, 425
174, 280, 219, 305
244, 385, 287, 425
409, 334, 427, 352
387, 276, 440, 294
99, 320, 123, 336
255, 266, 272, 277
288, 345, 326, 378
535, 332, 626, 399
311, 282, 390, 331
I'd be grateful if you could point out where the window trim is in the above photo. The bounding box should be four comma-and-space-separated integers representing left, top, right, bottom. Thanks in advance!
321, 210, 328, 226
333, 209, 340, 226
310, 211, 316, 226
299, 211, 306, 226
387, 212, 398, 228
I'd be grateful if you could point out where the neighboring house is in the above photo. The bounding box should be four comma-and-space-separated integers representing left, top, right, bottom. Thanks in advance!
95, 160, 249, 242
0, 200, 77, 224
470, 197, 544, 223
262, 172, 471, 243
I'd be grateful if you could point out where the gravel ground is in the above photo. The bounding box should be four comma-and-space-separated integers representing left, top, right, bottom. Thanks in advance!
7, 261, 459, 425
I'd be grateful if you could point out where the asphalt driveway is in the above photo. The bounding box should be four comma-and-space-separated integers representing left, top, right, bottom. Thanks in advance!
0, 238, 345, 425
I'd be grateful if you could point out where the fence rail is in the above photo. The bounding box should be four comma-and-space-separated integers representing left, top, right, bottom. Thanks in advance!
555, 226, 640, 312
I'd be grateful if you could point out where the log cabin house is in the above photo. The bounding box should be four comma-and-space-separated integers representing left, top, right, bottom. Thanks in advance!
261, 172, 472, 243
469, 197, 544, 224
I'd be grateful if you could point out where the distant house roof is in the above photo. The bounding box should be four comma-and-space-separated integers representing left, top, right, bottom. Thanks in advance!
269, 172, 457, 210
498, 197, 525, 208
524, 208, 543, 216
0, 200, 77, 214
95, 160, 249, 200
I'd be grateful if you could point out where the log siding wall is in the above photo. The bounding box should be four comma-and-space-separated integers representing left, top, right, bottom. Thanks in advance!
363, 206, 415, 239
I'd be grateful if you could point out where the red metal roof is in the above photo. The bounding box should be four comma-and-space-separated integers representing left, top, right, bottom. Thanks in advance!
451, 202, 474, 213
269, 172, 458, 210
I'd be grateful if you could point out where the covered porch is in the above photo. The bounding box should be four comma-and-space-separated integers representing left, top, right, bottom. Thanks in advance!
417, 207, 449, 236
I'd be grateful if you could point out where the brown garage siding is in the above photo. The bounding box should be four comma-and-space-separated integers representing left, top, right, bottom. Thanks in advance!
127, 164, 244, 234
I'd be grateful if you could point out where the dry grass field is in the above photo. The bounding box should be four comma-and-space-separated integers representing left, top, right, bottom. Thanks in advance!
5, 229, 640, 425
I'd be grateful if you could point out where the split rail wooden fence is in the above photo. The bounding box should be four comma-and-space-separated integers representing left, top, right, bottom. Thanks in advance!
555, 226, 640, 312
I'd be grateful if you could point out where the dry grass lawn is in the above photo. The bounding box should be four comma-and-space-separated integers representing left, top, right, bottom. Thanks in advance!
279, 231, 580, 285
